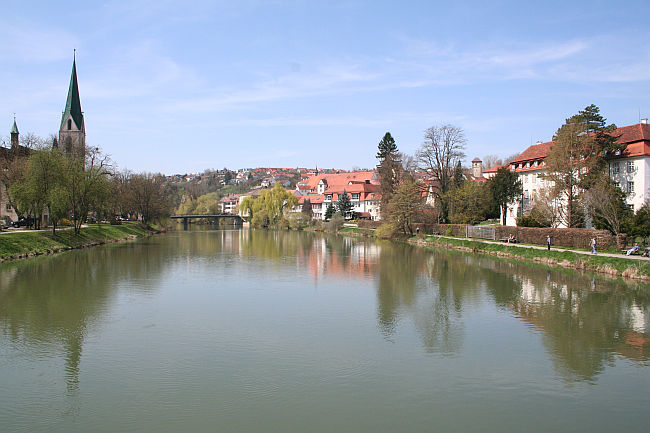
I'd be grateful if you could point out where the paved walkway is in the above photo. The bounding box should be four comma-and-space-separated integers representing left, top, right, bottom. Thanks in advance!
433, 235, 650, 261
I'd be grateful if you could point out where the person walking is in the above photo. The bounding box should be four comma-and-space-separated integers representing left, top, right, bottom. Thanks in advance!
547, 235, 551, 251
591, 237, 597, 254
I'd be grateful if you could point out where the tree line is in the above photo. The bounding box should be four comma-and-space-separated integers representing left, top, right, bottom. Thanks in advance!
375, 104, 650, 239
1, 136, 173, 234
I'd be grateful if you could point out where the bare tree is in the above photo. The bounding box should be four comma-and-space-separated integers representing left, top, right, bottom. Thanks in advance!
583, 180, 630, 235
416, 124, 466, 222
528, 188, 562, 228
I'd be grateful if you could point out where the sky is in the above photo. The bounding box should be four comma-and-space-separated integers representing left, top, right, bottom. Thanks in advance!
2, 0, 650, 174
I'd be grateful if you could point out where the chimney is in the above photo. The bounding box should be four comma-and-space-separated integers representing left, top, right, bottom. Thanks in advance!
641, 118, 648, 125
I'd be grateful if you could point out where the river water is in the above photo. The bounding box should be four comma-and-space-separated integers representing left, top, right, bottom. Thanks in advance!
1, 229, 649, 432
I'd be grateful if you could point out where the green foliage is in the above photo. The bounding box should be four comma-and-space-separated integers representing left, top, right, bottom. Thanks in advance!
326, 213, 345, 232
301, 198, 313, 218
175, 192, 220, 216
288, 212, 310, 230
376, 132, 398, 159
487, 167, 523, 225
375, 222, 397, 239
627, 203, 650, 240
386, 177, 421, 234
239, 183, 299, 228
517, 214, 548, 228
336, 190, 353, 218
324, 203, 336, 221
447, 181, 490, 224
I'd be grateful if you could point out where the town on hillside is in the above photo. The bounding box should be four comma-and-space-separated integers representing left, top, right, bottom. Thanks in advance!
3, 57, 650, 246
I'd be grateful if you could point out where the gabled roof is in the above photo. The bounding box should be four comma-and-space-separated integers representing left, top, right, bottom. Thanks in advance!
60, 55, 84, 131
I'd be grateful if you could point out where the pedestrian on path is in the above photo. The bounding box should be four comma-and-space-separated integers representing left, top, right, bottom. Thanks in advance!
547, 235, 551, 251
591, 237, 597, 254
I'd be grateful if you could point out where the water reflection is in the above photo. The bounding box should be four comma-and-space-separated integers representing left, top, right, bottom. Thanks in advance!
0, 239, 174, 394
0, 228, 648, 395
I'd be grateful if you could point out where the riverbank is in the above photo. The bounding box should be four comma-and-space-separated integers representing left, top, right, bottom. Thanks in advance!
410, 234, 650, 281
335, 226, 650, 280
0, 223, 160, 262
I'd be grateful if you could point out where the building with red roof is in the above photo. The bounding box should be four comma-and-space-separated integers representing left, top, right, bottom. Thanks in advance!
501, 120, 650, 226
294, 171, 382, 220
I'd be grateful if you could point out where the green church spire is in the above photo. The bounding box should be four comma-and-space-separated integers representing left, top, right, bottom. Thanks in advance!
60, 52, 83, 131
10, 115, 18, 134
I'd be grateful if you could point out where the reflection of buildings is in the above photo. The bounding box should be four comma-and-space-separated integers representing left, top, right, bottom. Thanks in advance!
506, 273, 650, 380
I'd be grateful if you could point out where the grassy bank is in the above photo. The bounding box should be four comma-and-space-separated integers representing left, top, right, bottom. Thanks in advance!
0, 223, 155, 261
413, 235, 650, 280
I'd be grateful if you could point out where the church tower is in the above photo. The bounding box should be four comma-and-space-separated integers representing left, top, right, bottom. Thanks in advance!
58, 53, 85, 158
10, 115, 19, 150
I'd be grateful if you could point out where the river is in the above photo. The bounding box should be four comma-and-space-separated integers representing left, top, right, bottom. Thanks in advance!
1, 229, 649, 432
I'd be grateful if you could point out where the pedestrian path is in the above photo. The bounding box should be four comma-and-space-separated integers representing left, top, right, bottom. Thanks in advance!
433, 235, 650, 261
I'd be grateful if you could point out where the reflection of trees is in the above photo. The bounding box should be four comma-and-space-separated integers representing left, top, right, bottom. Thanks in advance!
0, 238, 173, 394
481, 259, 650, 382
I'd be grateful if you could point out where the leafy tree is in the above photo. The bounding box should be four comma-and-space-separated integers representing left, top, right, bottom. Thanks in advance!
416, 124, 466, 222
447, 181, 490, 224
324, 203, 336, 221
628, 203, 650, 242
336, 190, 353, 218
238, 183, 298, 227
62, 147, 113, 234
386, 177, 421, 235
10, 147, 66, 231
487, 166, 522, 225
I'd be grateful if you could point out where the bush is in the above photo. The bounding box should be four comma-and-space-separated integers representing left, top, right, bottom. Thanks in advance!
326, 213, 345, 232
445, 228, 453, 236
376, 222, 397, 239
517, 215, 548, 228
288, 213, 310, 230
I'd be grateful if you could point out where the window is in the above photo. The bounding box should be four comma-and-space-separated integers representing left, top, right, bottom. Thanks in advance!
628, 181, 634, 193
6, 202, 11, 211
351, 193, 360, 200
325, 194, 332, 200
614, 181, 620, 189
612, 162, 619, 174
627, 161, 635, 173
67, 119, 72, 130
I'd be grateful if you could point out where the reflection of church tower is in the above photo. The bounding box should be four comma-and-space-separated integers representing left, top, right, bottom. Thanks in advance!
58, 53, 85, 158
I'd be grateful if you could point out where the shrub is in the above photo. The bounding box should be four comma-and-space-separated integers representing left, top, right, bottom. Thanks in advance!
517, 215, 548, 228
288, 213, 310, 230
326, 213, 345, 232
376, 223, 397, 239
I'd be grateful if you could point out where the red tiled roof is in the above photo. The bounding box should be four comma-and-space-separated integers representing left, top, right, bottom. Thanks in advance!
483, 164, 505, 173
511, 141, 553, 164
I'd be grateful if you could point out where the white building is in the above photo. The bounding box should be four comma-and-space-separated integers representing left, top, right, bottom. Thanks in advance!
492, 121, 650, 226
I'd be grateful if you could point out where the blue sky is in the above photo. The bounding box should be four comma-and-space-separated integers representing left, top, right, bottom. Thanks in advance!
2, 0, 650, 174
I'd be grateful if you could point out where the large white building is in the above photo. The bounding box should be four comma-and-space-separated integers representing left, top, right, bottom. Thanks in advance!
485, 120, 650, 226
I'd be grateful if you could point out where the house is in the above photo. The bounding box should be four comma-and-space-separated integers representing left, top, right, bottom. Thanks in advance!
294, 171, 382, 220
220, 194, 241, 214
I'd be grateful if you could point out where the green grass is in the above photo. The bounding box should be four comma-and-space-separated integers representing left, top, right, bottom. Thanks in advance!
338, 227, 373, 235
419, 235, 650, 278
0, 223, 152, 260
